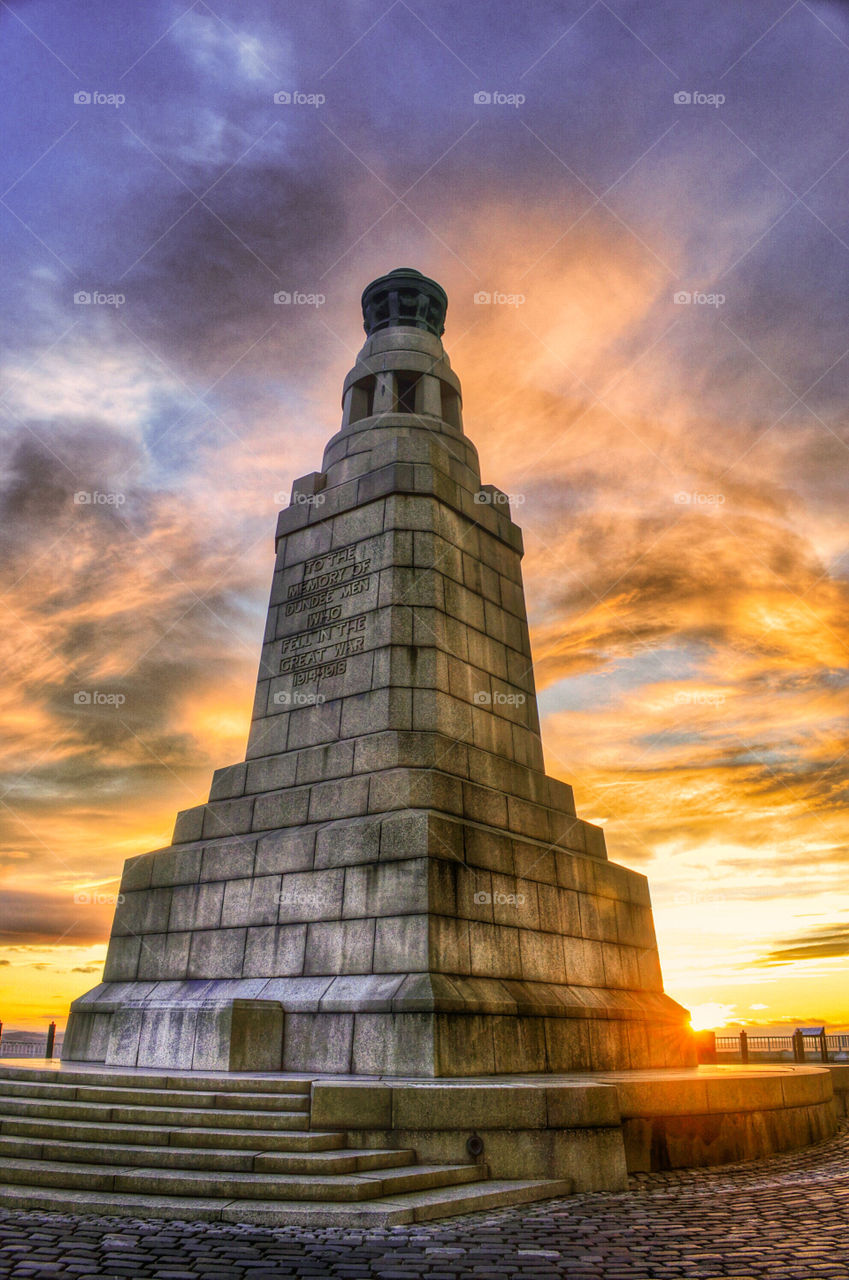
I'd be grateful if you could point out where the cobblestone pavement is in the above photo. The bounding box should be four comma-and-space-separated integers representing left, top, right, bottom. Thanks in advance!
1, 1124, 848, 1280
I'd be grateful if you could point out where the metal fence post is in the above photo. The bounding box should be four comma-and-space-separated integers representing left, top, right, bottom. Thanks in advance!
740, 1029, 749, 1064
45, 1022, 56, 1059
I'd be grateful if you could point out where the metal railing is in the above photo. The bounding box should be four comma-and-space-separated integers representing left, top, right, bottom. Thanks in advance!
0, 1021, 58, 1058
0, 1041, 50, 1057
716, 1031, 849, 1063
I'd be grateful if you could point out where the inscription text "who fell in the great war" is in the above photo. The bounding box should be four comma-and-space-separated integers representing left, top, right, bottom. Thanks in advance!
280, 542, 372, 686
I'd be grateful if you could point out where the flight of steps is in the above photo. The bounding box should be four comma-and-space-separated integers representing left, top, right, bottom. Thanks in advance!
0, 1065, 572, 1225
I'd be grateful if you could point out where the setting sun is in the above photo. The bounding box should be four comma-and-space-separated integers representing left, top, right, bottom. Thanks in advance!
689, 1003, 739, 1032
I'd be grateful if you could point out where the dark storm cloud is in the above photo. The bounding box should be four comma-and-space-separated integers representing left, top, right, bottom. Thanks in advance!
0, 422, 139, 548
116, 163, 352, 375
0, 889, 114, 946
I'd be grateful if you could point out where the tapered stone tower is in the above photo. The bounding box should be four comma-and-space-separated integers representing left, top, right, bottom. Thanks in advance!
65, 268, 696, 1076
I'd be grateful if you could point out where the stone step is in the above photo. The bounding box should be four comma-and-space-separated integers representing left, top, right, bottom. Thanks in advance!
0, 1177, 575, 1226
0, 1135, 417, 1175
0, 1067, 313, 1095
253, 1148, 417, 1175
0, 1078, 310, 1111
0, 1115, 346, 1152
0, 1095, 310, 1130
0, 1156, 487, 1202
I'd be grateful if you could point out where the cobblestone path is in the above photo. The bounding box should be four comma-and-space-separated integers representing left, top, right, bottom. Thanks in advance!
1, 1123, 847, 1279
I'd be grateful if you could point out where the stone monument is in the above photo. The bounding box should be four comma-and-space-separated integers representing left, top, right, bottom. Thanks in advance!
64, 268, 696, 1077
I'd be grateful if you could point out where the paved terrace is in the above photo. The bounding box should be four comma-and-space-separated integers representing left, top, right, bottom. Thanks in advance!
0, 1120, 846, 1279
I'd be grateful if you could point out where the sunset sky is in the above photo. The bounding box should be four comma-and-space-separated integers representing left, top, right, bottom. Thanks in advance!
2, 0, 848, 1033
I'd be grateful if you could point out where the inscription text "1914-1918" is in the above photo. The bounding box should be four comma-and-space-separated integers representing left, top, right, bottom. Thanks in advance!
278, 541, 372, 687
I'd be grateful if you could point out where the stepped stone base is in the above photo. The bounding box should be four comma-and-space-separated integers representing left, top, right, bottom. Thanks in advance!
0, 1061, 837, 1225
64, 994, 695, 1079
0, 1060, 576, 1225
65, 798, 695, 1075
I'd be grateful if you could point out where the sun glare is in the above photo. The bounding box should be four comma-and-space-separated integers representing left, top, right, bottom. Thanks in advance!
689, 1003, 738, 1032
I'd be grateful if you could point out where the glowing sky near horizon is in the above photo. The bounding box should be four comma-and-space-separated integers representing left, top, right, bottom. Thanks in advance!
2, 0, 849, 1031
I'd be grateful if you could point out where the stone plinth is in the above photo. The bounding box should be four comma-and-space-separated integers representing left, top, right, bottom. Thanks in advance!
307, 1064, 837, 1178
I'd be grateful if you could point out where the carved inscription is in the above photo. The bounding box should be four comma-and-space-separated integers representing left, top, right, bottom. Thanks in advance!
284, 543, 372, 617
279, 541, 372, 687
